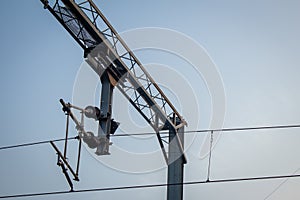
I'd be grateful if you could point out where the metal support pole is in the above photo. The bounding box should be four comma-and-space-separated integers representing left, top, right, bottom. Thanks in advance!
167, 125, 185, 200
96, 71, 114, 155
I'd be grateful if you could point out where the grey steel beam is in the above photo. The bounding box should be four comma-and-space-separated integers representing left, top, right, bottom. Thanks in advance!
96, 71, 114, 155
167, 126, 185, 200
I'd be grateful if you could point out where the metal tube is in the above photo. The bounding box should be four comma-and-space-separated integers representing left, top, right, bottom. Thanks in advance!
69, 104, 85, 112
63, 114, 70, 159
58, 161, 74, 191
59, 99, 85, 133
76, 138, 82, 177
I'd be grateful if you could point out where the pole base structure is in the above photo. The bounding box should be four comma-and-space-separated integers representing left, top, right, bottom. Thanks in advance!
167, 125, 185, 200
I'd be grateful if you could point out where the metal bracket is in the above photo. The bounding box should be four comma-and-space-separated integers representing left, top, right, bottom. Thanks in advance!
50, 141, 80, 191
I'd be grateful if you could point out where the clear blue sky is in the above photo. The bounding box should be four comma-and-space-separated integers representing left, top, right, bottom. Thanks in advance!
1, 0, 300, 200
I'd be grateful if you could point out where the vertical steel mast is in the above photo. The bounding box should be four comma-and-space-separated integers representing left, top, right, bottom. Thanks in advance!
41, 0, 187, 199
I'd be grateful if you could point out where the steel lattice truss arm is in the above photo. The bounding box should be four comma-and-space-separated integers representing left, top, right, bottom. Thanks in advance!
41, 0, 186, 163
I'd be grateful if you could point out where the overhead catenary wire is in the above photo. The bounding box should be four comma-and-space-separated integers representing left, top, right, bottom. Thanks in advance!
1, 124, 300, 151
0, 123, 300, 199
1, 173, 300, 199
112, 124, 300, 137
0, 137, 78, 151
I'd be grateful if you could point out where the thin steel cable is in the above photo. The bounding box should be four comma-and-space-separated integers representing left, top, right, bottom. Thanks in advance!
187, 124, 300, 133
112, 124, 300, 137
1, 124, 300, 151
0, 137, 78, 151
1, 174, 300, 199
